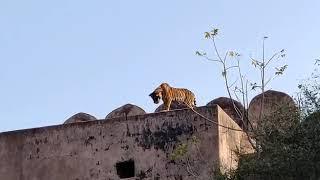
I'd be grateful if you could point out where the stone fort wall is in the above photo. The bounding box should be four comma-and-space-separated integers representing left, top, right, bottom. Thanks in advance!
0, 105, 249, 180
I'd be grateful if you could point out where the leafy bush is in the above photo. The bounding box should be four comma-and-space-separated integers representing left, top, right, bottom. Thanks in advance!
218, 71, 320, 180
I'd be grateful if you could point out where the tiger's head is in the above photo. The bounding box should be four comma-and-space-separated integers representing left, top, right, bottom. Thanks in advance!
149, 83, 171, 104
149, 88, 162, 104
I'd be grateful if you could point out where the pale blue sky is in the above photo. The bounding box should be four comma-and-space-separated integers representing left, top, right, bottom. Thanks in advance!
0, 0, 319, 132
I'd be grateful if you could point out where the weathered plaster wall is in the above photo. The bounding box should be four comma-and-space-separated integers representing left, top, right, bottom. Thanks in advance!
0, 105, 249, 180
217, 107, 244, 171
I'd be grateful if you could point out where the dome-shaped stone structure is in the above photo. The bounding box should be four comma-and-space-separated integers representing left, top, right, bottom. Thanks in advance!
207, 97, 246, 128
105, 103, 146, 119
63, 112, 97, 124
248, 90, 296, 129
154, 102, 189, 112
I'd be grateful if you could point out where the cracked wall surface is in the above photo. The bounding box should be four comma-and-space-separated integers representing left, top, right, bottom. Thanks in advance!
0, 105, 248, 180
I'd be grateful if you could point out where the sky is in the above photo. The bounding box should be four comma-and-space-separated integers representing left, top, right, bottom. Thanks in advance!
0, 0, 319, 132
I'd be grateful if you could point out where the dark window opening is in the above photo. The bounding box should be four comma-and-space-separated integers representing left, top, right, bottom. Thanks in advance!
116, 159, 135, 178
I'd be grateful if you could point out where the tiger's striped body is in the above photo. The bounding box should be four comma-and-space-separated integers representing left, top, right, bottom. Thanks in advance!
149, 83, 196, 111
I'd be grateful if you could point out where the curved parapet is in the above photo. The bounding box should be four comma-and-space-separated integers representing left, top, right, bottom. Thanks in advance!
105, 103, 146, 119
207, 97, 246, 129
248, 90, 296, 129
63, 112, 97, 124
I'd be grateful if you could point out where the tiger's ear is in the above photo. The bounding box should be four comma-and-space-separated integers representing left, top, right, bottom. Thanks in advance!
160, 83, 169, 92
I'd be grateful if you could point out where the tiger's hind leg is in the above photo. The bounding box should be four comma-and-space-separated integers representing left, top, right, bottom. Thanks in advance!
188, 103, 195, 110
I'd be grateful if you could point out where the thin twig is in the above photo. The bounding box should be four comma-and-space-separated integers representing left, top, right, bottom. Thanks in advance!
265, 75, 278, 86
212, 38, 224, 62
228, 79, 239, 89
226, 65, 239, 70
265, 50, 283, 67
202, 55, 221, 63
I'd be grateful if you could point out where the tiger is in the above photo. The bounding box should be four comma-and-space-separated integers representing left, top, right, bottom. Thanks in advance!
149, 83, 196, 111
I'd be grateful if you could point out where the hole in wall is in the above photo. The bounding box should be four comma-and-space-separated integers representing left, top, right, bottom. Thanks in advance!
116, 159, 135, 178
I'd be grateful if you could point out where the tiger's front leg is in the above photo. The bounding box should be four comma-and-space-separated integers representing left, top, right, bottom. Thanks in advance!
164, 99, 172, 111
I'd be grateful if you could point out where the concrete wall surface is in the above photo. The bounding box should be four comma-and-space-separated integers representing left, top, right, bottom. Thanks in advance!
217, 107, 248, 171
0, 105, 249, 180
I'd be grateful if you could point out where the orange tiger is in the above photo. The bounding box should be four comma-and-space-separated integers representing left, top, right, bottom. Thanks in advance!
149, 83, 196, 111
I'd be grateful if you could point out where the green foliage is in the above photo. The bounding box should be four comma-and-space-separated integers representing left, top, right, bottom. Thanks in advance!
205, 28, 219, 39
228, 51, 240, 57
214, 109, 320, 180
170, 136, 200, 160
213, 168, 237, 180
235, 110, 320, 180
195, 51, 207, 56
298, 68, 320, 115
218, 78, 320, 180
191, 135, 200, 144
170, 143, 188, 160
275, 65, 288, 75
212, 70, 320, 180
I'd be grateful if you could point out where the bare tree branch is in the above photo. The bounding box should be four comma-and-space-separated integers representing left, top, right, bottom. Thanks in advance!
228, 79, 239, 89
226, 65, 239, 71
265, 49, 285, 67
202, 55, 221, 63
